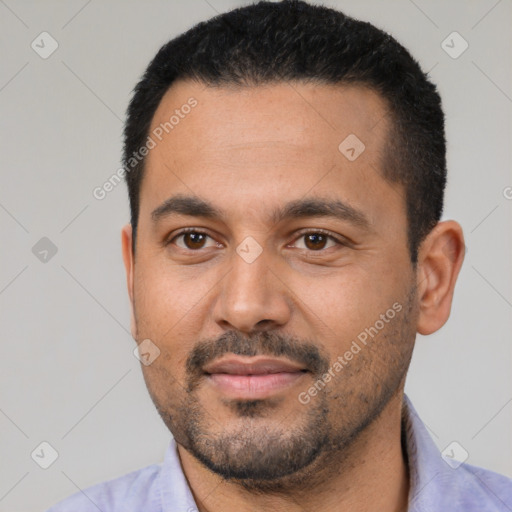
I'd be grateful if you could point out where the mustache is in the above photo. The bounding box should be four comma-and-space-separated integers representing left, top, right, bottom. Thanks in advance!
185, 330, 330, 391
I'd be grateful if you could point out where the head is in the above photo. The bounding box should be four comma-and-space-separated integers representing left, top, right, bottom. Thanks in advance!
121, 0, 464, 492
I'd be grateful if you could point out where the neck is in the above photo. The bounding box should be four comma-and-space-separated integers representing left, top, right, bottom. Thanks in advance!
176, 390, 409, 512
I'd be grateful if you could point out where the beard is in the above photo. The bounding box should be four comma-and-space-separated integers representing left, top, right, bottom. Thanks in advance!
141, 284, 418, 494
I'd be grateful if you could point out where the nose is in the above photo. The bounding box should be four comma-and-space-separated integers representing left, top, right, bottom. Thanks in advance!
212, 244, 292, 334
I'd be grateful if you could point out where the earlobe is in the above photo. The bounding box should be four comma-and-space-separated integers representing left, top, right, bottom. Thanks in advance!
121, 224, 137, 339
416, 220, 465, 336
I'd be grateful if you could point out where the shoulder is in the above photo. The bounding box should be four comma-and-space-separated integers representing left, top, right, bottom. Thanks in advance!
433, 458, 512, 511
402, 394, 512, 511
455, 461, 512, 507
44, 462, 162, 512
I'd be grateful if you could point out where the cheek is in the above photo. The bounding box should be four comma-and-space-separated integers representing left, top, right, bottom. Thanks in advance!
133, 264, 207, 360
303, 264, 404, 344
133, 261, 200, 324
140, 360, 185, 426
139, 333, 191, 400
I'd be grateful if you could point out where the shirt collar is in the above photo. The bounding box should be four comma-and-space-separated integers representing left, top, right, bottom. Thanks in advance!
159, 393, 452, 511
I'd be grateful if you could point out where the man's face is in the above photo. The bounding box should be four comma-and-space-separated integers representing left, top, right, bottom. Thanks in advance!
124, 80, 419, 489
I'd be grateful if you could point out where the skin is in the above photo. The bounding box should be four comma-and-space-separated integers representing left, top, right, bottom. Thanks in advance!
121, 80, 465, 512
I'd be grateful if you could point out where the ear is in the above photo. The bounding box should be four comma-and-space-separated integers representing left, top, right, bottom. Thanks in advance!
121, 224, 137, 340
416, 220, 465, 335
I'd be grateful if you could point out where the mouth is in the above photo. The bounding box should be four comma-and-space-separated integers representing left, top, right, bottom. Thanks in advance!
203, 356, 309, 399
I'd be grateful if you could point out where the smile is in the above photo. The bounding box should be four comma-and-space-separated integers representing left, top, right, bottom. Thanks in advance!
203, 355, 309, 399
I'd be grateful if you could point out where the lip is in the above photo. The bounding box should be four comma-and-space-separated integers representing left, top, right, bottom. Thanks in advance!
203, 356, 306, 375
203, 356, 308, 399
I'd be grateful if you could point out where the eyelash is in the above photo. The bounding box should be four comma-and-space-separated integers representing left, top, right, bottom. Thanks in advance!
166, 227, 346, 251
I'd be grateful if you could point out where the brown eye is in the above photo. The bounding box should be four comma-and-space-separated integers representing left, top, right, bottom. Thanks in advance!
171, 230, 217, 250
304, 233, 329, 250
293, 231, 339, 251
183, 232, 207, 249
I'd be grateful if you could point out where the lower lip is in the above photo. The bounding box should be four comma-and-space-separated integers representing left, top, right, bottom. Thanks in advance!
207, 372, 307, 399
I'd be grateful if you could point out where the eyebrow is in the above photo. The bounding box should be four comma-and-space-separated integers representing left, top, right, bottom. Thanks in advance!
151, 194, 372, 231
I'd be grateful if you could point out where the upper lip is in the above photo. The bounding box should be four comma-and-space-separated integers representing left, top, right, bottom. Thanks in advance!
203, 356, 306, 375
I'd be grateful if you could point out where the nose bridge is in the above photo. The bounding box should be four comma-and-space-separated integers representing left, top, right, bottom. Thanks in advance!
214, 240, 291, 332
230, 243, 269, 297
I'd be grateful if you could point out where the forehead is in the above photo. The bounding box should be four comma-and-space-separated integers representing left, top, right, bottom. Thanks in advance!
149, 79, 389, 157
140, 79, 403, 232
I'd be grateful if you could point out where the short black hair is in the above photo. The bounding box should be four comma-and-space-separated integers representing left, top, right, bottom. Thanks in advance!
123, 0, 446, 264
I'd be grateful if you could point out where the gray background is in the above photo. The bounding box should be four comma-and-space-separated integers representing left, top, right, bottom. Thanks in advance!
0, 0, 511, 510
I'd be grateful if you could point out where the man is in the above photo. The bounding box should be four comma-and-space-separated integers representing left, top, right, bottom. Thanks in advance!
47, 1, 512, 510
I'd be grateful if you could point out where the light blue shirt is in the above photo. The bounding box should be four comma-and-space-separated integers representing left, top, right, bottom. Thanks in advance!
46, 394, 512, 511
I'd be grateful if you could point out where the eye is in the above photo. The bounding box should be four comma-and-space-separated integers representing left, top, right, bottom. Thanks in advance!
291, 230, 343, 251
169, 229, 219, 250
166, 228, 345, 252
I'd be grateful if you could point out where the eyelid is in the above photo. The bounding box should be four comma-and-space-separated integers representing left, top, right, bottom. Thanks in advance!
290, 228, 347, 247
165, 227, 221, 248
166, 227, 348, 251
